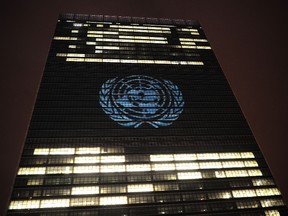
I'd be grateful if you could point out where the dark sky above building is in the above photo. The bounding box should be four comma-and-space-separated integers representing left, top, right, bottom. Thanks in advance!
1, 0, 288, 214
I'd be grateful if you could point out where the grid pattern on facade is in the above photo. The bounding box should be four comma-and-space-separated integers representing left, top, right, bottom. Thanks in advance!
7, 14, 287, 215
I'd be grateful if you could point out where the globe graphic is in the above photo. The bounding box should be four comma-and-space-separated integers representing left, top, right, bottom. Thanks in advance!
100, 75, 184, 128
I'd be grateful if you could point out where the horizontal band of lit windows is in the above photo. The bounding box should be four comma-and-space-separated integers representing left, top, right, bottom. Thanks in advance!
17, 163, 262, 175
8, 188, 282, 210
171, 45, 211, 49
73, 23, 89, 27
34, 147, 100, 155
180, 41, 196, 45
87, 30, 119, 35
110, 24, 170, 31
9, 196, 127, 209
34, 149, 254, 160
53, 36, 78, 40
71, 30, 79, 33
179, 38, 208, 42
178, 28, 199, 32
150, 152, 254, 161
71, 186, 99, 195
65, 58, 204, 65
95, 38, 168, 44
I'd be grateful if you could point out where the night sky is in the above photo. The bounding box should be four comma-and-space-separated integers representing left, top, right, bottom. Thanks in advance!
1, 0, 288, 214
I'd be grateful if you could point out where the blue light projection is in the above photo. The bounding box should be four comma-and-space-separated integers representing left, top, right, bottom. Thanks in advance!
100, 75, 184, 128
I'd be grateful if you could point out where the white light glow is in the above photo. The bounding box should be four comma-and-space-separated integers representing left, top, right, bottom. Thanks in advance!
99, 196, 127, 205
71, 186, 99, 195
177, 172, 202, 180
127, 184, 154, 193
40, 199, 70, 208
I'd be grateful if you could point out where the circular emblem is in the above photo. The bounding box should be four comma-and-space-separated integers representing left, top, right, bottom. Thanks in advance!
99, 75, 184, 128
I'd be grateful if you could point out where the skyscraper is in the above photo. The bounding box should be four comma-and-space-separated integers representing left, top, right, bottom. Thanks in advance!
7, 13, 288, 215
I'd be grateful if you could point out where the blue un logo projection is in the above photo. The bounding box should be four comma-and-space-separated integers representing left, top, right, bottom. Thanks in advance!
100, 75, 184, 128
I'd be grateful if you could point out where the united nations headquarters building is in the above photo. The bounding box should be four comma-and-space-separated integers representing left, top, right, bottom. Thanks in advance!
7, 14, 288, 216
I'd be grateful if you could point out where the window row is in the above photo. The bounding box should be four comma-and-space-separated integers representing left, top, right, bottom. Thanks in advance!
22, 176, 274, 189
33, 150, 255, 161
64, 57, 204, 65
9, 196, 284, 210
13, 184, 281, 198
17, 160, 262, 175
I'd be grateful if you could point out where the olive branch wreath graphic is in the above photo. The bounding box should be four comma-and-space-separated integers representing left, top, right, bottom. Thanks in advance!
99, 75, 184, 128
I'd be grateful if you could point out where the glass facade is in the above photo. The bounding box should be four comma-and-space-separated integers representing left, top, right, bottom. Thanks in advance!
7, 14, 288, 215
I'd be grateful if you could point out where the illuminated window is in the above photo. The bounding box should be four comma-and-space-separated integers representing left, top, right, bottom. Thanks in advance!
232, 189, 256, 198
40, 199, 70, 208
53, 37, 77, 40
197, 153, 219, 160
73, 23, 83, 27
248, 169, 262, 176
179, 38, 208, 42
241, 152, 255, 158
208, 191, 232, 199
68, 45, 77, 48
127, 184, 154, 193
256, 188, 281, 197
180, 41, 196, 45
186, 61, 204, 65
100, 155, 125, 163
225, 170, 248, 177
174, 154, 197, 161
73, 166, 99, 173
100, 165, 126, 173
9, 200, 40, 210
177, 172, 202, 180
27, 178, 43, 185
222, 161, 244, 168
70, 197, 99, 206
199, 162, 222, 169
34, 148, 49, 155
71, 186, 99, 195
244, 160, 258, 167
84, 58, 102, 62
252, 178, 275, 186
74, 156, 99, 164
181, 45, 196, 49
175, 162, 198, 170
103, 59, 121, 63
126, 164, 151, 172
261, 199, 284, 208
150, 154, 174, 162
236, 200, 260, 209
152, 163, 175, 171
219, 152, 241, 159
76, 147, 100, 155
95, 46, 120, 50
49, 148, 75, 155
99, 196, 127, 205
66, 58, 84, 62
46, 166, 72, 174
71, 30, 78, 33
196, 46, 211, 49
265, 210, 281, 216
88, 30, 118, 35
121, 59, 138, 63
154, 183, 178, 191
87, 41, 97, 45
215, 170, 226, 178
18, 167, 46, 175
67, 53, 85, 57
